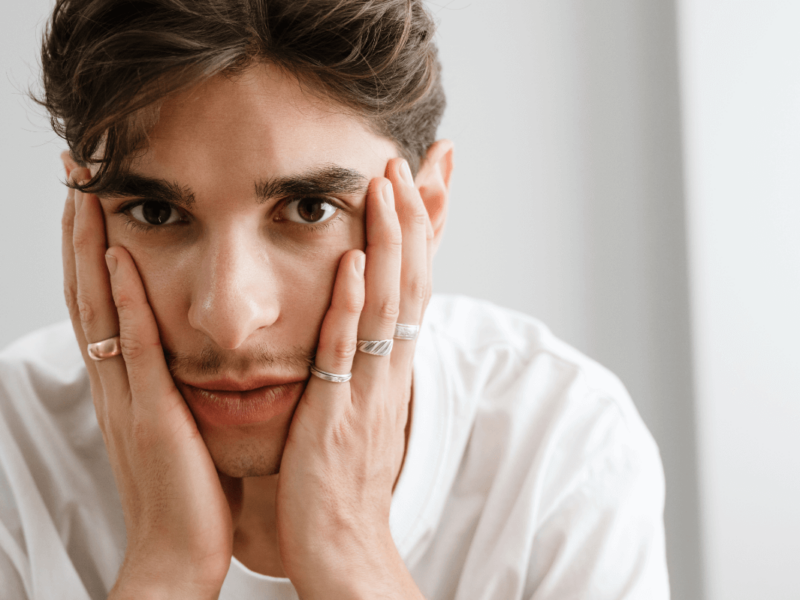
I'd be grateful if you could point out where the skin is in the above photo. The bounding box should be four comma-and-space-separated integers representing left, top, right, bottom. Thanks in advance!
61, 62, 454, 599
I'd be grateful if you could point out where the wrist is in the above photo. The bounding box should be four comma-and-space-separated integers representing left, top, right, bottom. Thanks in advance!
292, 536, 423, 600
110, 553, 227, 600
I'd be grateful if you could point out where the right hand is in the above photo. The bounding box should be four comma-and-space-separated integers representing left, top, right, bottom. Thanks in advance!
62, 168, 234, 599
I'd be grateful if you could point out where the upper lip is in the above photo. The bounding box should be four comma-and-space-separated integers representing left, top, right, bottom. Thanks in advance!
177, 375, 306, 392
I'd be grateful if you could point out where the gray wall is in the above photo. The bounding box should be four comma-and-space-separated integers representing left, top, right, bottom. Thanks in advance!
0, 1, 703, 598
434, 2, 701, 598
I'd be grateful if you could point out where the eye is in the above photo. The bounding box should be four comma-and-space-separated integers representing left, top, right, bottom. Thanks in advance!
282, 198, 338, 224
129, 201, 183, 226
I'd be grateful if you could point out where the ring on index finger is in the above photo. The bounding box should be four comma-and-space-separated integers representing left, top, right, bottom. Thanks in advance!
310, 365, 352, 384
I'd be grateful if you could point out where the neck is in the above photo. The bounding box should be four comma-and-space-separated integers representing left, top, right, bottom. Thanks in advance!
230, 382, 414, 578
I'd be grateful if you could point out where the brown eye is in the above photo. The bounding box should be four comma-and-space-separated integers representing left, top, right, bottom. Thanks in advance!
283, 198, 338, 224
130, 201, 180, 226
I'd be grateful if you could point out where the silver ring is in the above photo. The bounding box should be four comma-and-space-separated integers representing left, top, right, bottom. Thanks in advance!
393, 323, 420, 341
87, 336, 121, 361
310, 365, 352, 383
356, 339, 394, 356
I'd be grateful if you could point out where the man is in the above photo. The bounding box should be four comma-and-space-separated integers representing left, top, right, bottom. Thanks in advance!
0, 0, 669, 598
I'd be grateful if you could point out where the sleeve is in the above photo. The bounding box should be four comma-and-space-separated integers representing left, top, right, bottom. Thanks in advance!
525, 395, 671, 600
0, 459, 32, 599
0, 529, 31, 599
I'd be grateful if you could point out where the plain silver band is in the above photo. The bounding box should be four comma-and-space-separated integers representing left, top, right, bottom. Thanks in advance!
393, 323, 420, 341
87, 336, 121, 361
310, 365, 352, 383
356, 339, 394, 356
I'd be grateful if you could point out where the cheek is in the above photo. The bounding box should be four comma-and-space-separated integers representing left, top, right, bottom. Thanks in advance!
126, 246, 195, 348
270, 226, 364, 342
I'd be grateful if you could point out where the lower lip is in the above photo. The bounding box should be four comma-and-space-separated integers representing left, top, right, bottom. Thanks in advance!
180, 380, 305, 427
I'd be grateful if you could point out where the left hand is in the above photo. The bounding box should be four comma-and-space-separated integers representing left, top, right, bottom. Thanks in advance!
276, 157, 432, 599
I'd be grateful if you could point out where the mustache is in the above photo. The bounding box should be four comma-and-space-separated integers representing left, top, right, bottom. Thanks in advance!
165, 342, 315, 379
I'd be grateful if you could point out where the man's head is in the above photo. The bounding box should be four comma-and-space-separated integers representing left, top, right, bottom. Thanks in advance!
40, 0, 446, 190
39, 0, 453, 477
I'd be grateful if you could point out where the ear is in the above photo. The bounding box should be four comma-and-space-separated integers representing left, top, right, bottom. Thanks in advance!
61, 150, 80, 179
415, 139, 454, 253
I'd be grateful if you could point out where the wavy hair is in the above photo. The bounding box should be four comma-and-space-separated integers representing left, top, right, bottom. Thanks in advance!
35, 0, 446, 193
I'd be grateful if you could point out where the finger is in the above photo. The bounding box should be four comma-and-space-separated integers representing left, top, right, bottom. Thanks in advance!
384, 158, 429, 368
72, 182, 129, 392
105, 246, 180, 410
62, 173, 104, 403
353, 178, 402, 377
307, 249, 365, 402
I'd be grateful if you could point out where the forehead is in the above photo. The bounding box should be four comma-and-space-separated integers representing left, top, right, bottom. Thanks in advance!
131, 63, 397, 185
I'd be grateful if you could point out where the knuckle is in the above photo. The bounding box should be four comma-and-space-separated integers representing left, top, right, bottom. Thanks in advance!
331, 287, 363, 315
409, 208, 429, 229
113, 287, 138, 312
71, 227, 91, 255
61, 210, 74, 237
119, 331, 146, 363
376, 296, 400, 324
340, 293, 364, 316
318, 336, 357, 364
386, 229, 403, 251
63, 283, 79, 317
332, 337, 357, 363
75, 293, 97, 328
407, 276, 427, 304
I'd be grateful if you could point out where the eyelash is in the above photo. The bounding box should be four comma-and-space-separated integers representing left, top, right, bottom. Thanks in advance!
114, 197, 345, 234
114, 200, 189, 234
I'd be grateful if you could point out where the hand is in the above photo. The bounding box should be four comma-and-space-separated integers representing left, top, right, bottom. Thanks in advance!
276, 158, 432, 599
62, 168, 233, 599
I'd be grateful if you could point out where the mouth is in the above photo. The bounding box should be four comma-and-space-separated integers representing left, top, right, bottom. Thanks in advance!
177, 376, 307, 427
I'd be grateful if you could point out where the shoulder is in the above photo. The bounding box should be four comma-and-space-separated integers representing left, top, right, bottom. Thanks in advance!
415, 295, 668, 596
422, 294, 639, 420
0, 320, 86, 391
0, 320, 90, 434
421, 293, 663, 520
421, 292, 663, 489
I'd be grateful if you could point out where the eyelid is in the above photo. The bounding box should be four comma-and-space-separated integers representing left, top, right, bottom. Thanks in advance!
114, 198, 186, 216
114, 198, 189, 230
277, 196, 343, 224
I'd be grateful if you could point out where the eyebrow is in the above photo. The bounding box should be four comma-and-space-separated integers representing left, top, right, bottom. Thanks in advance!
254, 165, 368, 203
100, 173, 196, 209
100, 165, 368, 208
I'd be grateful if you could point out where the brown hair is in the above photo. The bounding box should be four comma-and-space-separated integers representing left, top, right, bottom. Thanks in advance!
36, 0, 446, 194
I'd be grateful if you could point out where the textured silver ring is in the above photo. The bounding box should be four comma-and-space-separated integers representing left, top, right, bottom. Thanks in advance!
87, 336, 122, 361
393, 323, 420, 341
356, 339, 394, 356
310, 365, 352, 384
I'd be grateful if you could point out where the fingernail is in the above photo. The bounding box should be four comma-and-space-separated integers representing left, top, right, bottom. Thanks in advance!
105, 252, 117, 275
400, 160, 414, 184
354, 252, 365, 276
382, 182, 394, 208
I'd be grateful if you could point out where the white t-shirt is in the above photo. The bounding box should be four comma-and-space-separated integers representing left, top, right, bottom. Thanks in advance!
0, 295, 669, 599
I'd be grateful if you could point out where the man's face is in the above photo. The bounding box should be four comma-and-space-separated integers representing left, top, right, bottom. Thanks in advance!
95, 64, 399, 477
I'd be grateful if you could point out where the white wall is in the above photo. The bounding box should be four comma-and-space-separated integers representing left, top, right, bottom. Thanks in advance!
677, 2, 800, 599
1, 1, 705, 597
0, 0, 69, 348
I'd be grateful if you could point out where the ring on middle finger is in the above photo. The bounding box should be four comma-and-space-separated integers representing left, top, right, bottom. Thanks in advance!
356, 339, 394, 357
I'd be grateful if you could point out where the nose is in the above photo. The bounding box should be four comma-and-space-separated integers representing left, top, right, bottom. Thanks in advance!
188, 229, 279, 350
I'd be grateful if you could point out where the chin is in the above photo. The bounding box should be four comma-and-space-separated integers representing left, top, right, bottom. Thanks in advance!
205, 433, 287, 478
